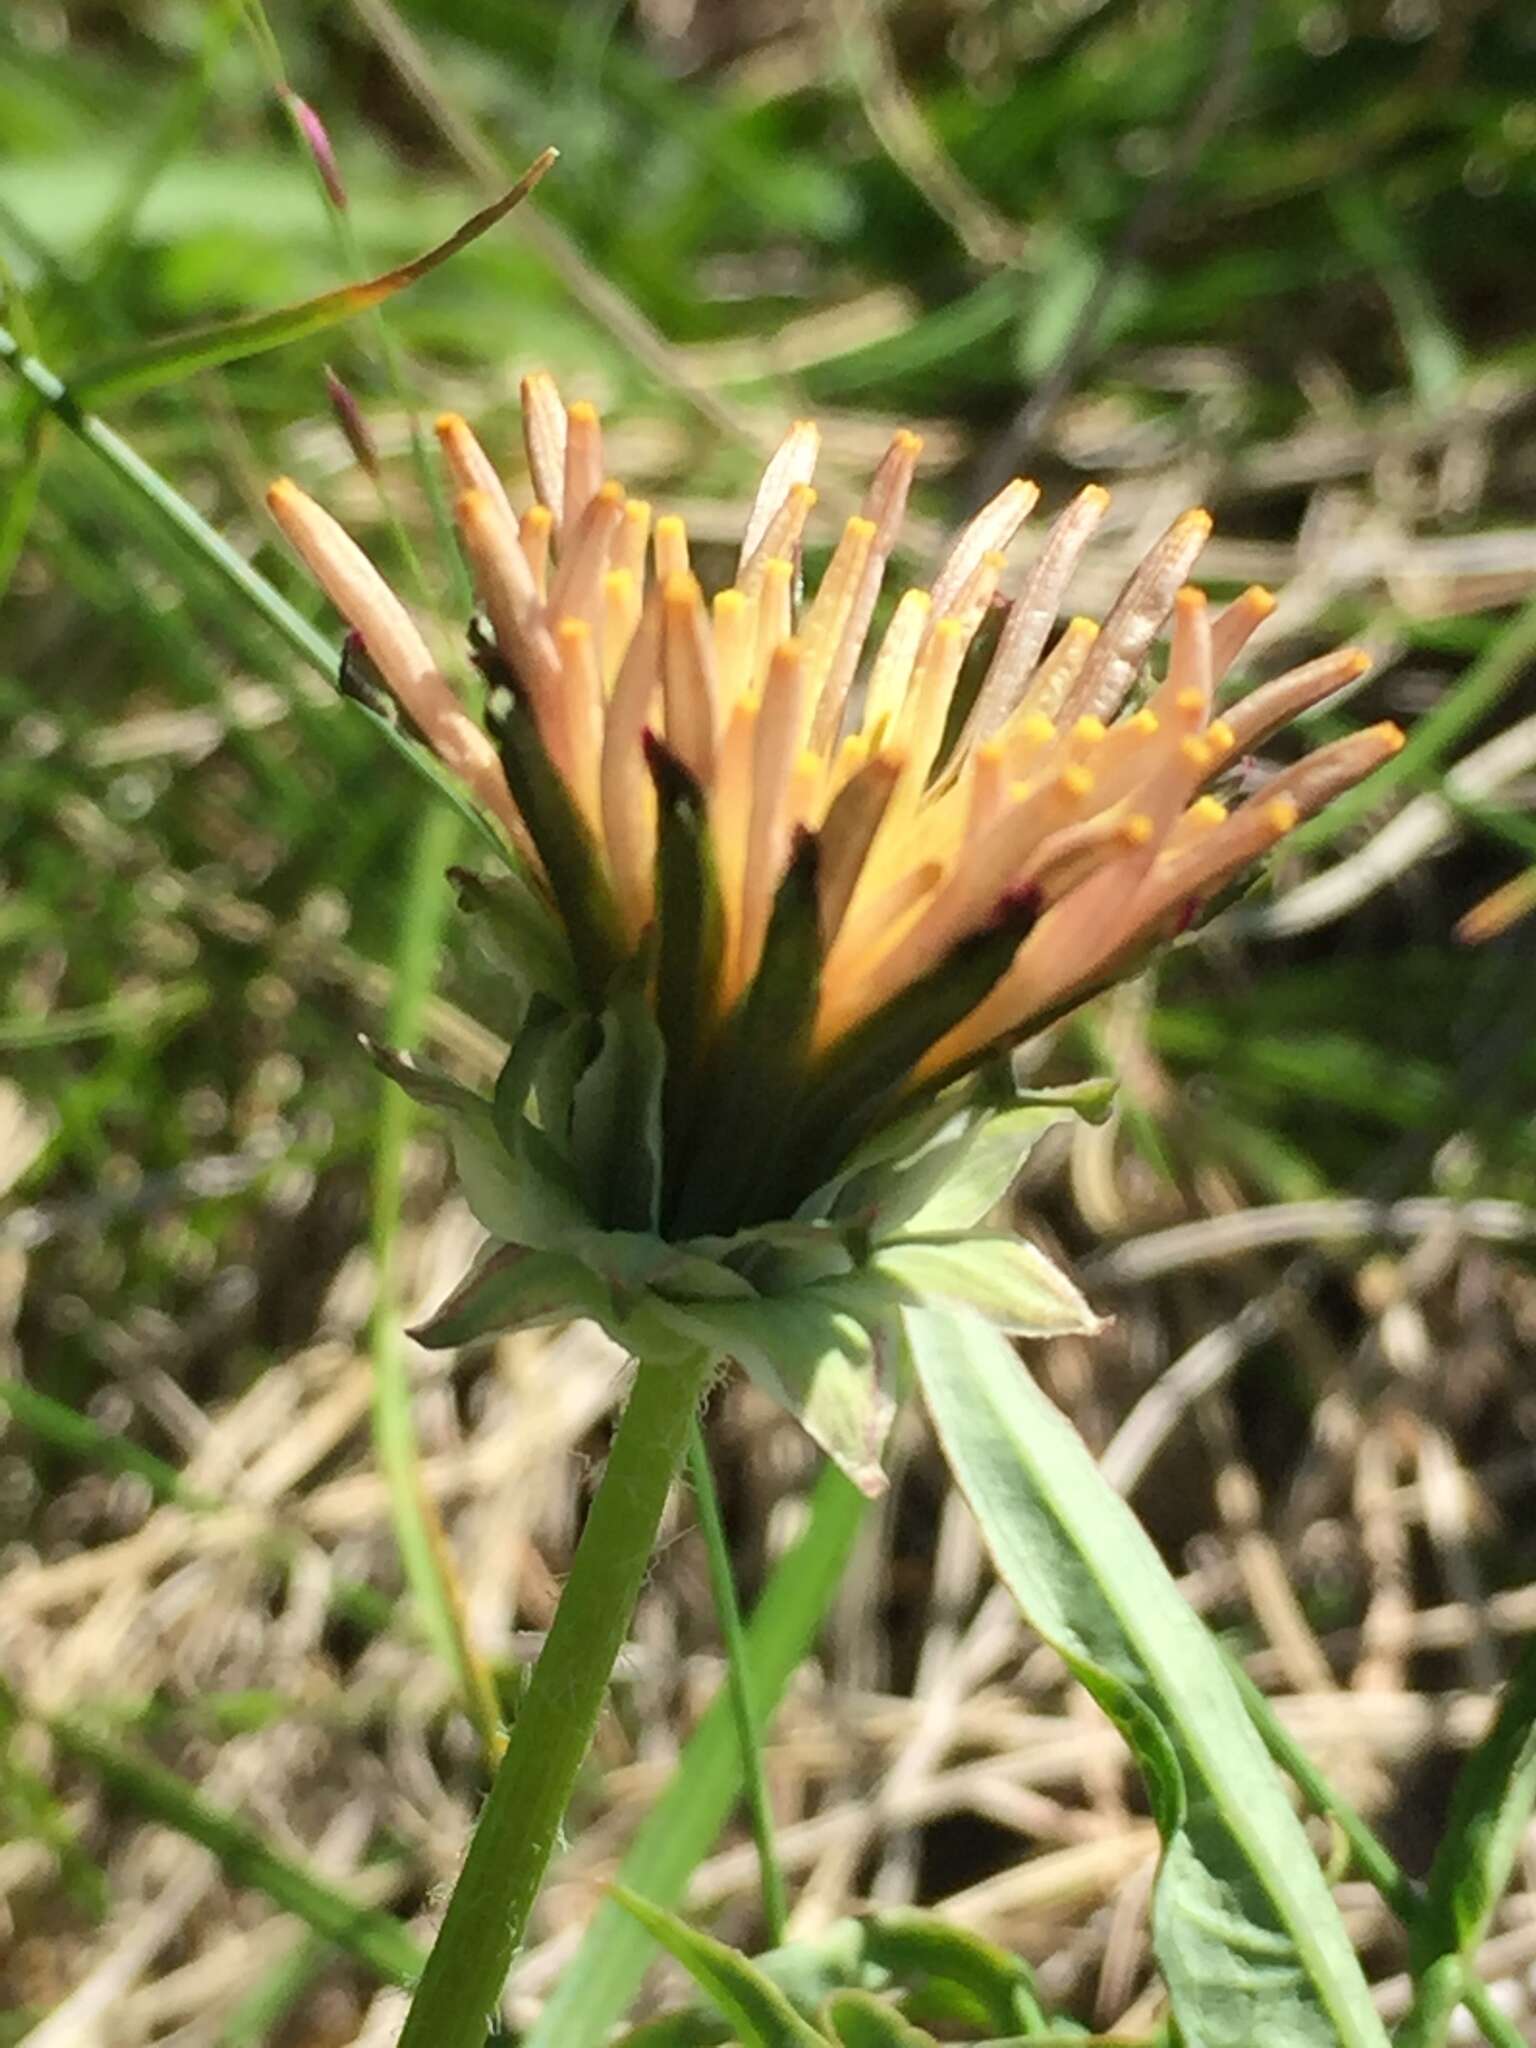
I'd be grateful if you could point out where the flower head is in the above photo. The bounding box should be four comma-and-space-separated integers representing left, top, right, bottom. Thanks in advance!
267, 383, 1400, 1482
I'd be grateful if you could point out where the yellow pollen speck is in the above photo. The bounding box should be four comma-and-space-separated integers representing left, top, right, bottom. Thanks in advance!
895, 429, 924, 455
1019, 713, 1056, 745
838, 734, 871, 773
1129, 708, 1159, 736
1179, 736, 1212, 770
845, 516, 878, 542
1119, 813, 1154, 847
1265, 796, 1301, 834
1072, 716, 1107, 746
1175, 584, 1207, 613
1342, 649, 1372, 679
524, 503, 553, 537
1373, 721, 1406, 753
557, 617, 591, 647
1058, 765, 1094, 802
714, 589, 747, 620
1206, 719, 1236, 753
1246, 585, 1277, 616
1174, 687, 1206, 718
1083, 484, 1112, 510
1188, 796, 1227, 827
568, 400, 599, 427
434, 411, 466, 438
595, 479, 625, 507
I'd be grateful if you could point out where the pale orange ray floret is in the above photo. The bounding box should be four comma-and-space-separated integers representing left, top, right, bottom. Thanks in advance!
266, 381, 1402, 1151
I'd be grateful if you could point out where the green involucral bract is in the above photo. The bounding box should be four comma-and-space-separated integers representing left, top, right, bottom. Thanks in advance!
375, 970, 1106, 1496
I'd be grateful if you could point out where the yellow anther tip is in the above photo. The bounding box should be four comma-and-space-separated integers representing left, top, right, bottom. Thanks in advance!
1206, 719, 1237, 752
663, 571, 700, 604
714, 588, 747, 613
1373, 721, 1406, 754
1179, 736, 1212, 769
1082, 483, 1112, 510
433, 411, 467, 438
1059, 765, 1095, 801
656, 513, 685, 536
934, 619, 967, 644
625, 498, 652, 520
1183, 507, 1215, 534
895, 428, 924, 455
1175, 584, 1208, 613
845, 516, 878, 541
1265, 796, 1301, 834
1019, 713, 1056, 744
567, 400, 600, 426
976, 739, 1005, 766
1130, 708, 1160, 736
557, 616, 591, 645
266, 476, 299, 508
1119, 813, 1155, 847
1189, 796, 1227, 827
772, 635, 805, 664
1345, 650, 1374, 680
595, 479, 625, 506
1072, 716, 1107, 745
523, 502, 553, 529
1245, 585, 1277, 616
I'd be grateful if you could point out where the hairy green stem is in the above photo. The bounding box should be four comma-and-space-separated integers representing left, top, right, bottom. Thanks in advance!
398, 1347, 716, 2047
686, 1418, 788, 1946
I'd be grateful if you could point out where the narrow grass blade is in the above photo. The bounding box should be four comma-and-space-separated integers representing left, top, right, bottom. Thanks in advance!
370, 801, 505, 1764
524, 1463, 869, 2048
687, 1420, 788, 1946
69, 149, 557, 405
1399, 1637, 1536, 2048
907, 1305, 1389, 2048
44, 1715, 423, 1985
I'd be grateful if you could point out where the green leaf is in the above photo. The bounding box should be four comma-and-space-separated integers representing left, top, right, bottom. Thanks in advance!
525, 1466, 869, 2048
68, 149, 557, 404
570, 964, 667, 1231
906, 1306, 1390, 2048
874, 1236, 1103, 1338
822, 1990, 940, 2046
854, 1912, 1047, 2035
1399, 1637, 1536, 2048
449, 864, 577, 1010
610, 1888, 831, 2047
654, 1287, 897, 1497
895, 1082, 1116, 1236
408, 1239, 613, 1347
448, 1098, 593, 1248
